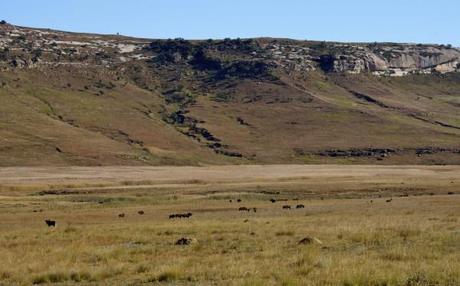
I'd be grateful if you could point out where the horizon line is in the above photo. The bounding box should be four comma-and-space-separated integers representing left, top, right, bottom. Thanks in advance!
2, 20, 458, 48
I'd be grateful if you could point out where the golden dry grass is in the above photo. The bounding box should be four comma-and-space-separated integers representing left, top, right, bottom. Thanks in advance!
0, 165, 459, 285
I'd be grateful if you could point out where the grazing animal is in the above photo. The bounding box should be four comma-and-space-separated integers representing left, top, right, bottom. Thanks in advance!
253, 207, 257, 213
282, 205, 291, 210
270, 199, 276, 203
386, 198, 392, 203
296, 204, 305, 209
238, 207, 250, 212
237, 199, 242, 203
175, 237, 196, 245
118, 213, 125, 218
169, 212, 192, 219
370, 200, 373, 203
229, 199, 233, 203
138, 210, 144, 215
45, 219, 56, 227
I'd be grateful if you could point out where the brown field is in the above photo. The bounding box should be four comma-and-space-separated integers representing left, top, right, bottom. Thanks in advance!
0, 165, 459, 285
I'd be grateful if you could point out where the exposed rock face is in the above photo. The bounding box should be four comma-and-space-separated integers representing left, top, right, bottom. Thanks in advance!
0, 23, 459, 77
263, 40, 460, 76
319, 54, 368, 73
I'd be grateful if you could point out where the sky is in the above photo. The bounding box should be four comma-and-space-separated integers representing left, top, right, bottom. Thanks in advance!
1, 0, 459, 45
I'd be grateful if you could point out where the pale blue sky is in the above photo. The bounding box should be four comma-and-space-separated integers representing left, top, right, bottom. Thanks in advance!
2, 0, 458, 45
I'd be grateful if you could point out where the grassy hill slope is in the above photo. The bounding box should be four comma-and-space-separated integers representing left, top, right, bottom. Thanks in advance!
1, 24, 460, 165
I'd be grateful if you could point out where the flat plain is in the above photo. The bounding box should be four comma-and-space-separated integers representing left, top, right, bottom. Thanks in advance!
0, 165, 459, 285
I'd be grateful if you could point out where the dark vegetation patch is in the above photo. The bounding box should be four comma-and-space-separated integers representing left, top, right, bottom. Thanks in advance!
36, 189, 84, 196
158, 86, 244, 158
146, 38, 277, 82
68, 196, 138, 204
212, 60, 275, 81
348, 91, 390, 108
411, 113, 460, 131
236, 117, 250, 126
162, 87, 195, 106
316, 148, 395, 158
295, 147, 460, 159
212, 91, 234, 102
214, 149, 243, 158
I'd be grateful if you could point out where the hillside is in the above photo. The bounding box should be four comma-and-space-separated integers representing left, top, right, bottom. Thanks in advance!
1, 22, 460, 166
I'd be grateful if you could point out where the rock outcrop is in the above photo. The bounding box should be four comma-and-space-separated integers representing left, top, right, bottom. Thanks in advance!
265, 41, 460, 76
1, 23, 459, 76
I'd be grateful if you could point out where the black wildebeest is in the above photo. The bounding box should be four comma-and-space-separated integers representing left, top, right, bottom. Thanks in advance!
282, 205, 291, 210
270, 199, 276, 203
138, 210, 145, 215
238, 207, 250, 212
118, 213, 125, 218
175, 237, 195, 245
386, 198, 393, 203
45, 219, 56, 227
237, 199, 242, 203
253, 207, 257, 213
296, 204, 305, 209
169, 213, 193, 219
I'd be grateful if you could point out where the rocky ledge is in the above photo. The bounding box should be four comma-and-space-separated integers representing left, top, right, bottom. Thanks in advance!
1, 21, 459, 77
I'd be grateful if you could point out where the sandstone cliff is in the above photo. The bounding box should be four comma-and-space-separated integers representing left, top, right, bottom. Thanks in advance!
1, 22, 459, 76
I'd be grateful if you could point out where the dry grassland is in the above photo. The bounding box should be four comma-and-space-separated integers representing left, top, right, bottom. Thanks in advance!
0, 165, 459, 285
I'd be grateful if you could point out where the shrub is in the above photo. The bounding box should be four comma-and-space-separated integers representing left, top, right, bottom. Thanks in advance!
32, 272, 68, 284
69, 271, 92, 282
212, 92, 233, 102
